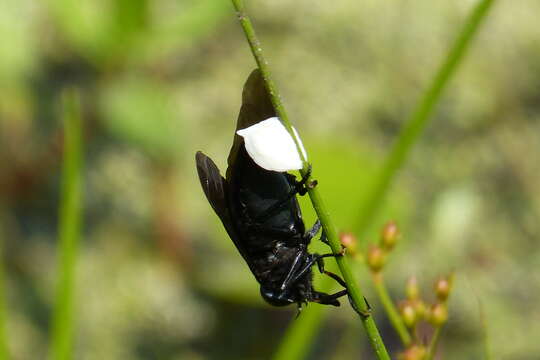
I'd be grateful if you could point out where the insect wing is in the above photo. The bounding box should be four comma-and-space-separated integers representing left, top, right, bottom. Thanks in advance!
227, 69, 276, 175
196, 151, 228, 217
195, 151, 257, 272
236, 68, 276, 131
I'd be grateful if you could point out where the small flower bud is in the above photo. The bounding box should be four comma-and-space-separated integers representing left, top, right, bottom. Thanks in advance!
339, 231, 357, 255
435, 276, 452, 302
367, 245, 386, 272
429, 303, 448, 326
398, 345, 427, 360
399, 300, 417, 328
406, 276, 420, 301
381, 221, 399, 250
413, 299, 427, 320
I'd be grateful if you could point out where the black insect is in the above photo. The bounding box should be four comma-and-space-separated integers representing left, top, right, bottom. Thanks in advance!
196, 69, 349, 311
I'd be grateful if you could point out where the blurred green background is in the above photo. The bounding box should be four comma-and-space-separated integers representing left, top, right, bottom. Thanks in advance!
1, 0, 539, 359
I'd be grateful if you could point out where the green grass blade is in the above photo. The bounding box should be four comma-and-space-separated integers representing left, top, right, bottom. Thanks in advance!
272, 303, 327, 360
49, 89, 84, 360
355, 0, 496, 233
0, 228, 7, 360
478, 299, 491, 360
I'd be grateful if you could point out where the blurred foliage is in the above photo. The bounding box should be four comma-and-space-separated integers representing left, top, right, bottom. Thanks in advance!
0, 0, 539, 359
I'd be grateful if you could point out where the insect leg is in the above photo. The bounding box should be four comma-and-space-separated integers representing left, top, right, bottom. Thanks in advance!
321, 269, 348, 289
319, 232, 347, 254
281, 252, 337, 291
295, 300, 308, 318
312, 289, 348, 306
347, 294, 372, 319
315, 257, 371, 318
291, 164, 313, 196
303, 220, 321, 241
315, 255, 347, 288
315, 254, 351, 294
279, 251, 305, 291
319, 231, 330, 246
313, 287, 371, 317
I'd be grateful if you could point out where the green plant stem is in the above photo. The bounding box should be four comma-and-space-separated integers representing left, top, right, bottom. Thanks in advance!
355, 0, 496, 234
0, 227, 7, 360
305, 191, 390, 360
478, 299, 491, 360
272, 293, 327, 360
372, 272, 412, 346
230, 1, 390, 359
426, 326, 442, 360
427, 273, 455, 360
49, 89, 83, 360
230, 0, 306, 166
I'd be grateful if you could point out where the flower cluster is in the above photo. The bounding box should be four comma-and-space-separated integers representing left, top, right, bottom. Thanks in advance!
340, 222, 455, 360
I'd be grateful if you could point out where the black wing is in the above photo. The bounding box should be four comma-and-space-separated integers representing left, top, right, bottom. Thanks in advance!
196, 151, 229, 217
195, 151, 258, 274
196, 70, 280, 283
226, 69, 276, 177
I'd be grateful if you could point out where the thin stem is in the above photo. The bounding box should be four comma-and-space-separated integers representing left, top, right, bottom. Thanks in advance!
354, 0, 497, 234
372, 272, 412, 346
231, 0, 306, 166
478, 300, 491, 360
230, 1, 390, 359
49, 89, 84, 360
272, 295, 327, 360
306, 191, 389, 360
427, 273, 455, 360
0, 228, 7, 360
426, 327, 442, 360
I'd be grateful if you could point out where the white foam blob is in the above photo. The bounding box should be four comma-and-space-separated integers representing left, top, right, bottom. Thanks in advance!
236, 117, 307, 172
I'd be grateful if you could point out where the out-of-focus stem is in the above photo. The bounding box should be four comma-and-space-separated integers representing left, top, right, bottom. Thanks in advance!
0, 226, 7, 359
426, 326, 442, 360
372, 272, 412, 346
49, 89, 84, 360
354, 0, 497, 234
479, 299, 491, 360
